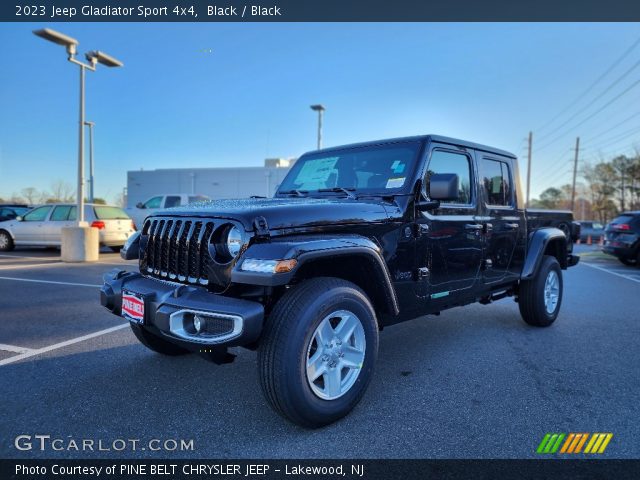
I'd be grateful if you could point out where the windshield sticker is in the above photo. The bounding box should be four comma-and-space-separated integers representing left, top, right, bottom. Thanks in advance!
393, 162, 406, 174
386, 177, 405, 189
296, 157, 339, 189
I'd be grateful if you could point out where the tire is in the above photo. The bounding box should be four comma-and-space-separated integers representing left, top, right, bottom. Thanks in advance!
109, 246, 123, 253
130, 323, 190, 356
0, 230, 14, 251
619, 255, 638, 266
518, 255, 563, 327
258, 277, 379, 428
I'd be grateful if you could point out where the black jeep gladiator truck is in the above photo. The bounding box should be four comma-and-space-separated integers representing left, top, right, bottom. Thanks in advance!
101, 134, 580, 427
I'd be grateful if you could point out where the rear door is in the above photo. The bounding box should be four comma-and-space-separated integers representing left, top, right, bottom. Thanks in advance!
415, 144, 484, 300
48, 205, 76, 244
478, 155, 524, 284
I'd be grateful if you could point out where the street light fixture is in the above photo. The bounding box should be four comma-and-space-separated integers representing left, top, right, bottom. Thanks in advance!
33, 28, 122, 225
310, 104, 325, 150
33, 28, 78, 53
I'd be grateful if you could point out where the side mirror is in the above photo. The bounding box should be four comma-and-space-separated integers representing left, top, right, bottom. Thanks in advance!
428, 173, 459, 201
416, 200, 440, 211
136, 202, 145, 209
16, 216, 23, 221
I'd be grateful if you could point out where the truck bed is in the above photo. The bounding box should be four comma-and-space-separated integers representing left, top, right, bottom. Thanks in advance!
525, 209, 577, 241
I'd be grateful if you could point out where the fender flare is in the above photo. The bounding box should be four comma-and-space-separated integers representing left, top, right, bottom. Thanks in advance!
521, 227, 567, 280
231, 235, 399, 315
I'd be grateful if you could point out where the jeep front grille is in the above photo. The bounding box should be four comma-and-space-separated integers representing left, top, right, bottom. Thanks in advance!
141, 217, 214, 285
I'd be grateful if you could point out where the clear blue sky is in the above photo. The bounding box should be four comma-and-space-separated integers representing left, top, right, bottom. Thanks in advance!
1, 22, 639, 203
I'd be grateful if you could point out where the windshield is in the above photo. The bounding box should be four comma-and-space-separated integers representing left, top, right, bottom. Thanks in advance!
278, 142, 421, 195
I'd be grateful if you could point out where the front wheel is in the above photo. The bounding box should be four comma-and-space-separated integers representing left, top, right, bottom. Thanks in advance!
518, 255, 563, 327
258, 277, 379, 428
0, 230, 14, 251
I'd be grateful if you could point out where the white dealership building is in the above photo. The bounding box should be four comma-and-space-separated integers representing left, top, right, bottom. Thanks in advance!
125, 158, 295, 208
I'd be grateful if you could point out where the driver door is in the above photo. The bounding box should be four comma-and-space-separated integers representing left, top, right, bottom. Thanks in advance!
415, 146, 483, 300
14, 206, 52, 244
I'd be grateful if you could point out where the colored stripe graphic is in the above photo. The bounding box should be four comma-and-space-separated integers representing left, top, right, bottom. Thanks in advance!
574, 433, 589, 453
539, 433, 614, 454
537, 433, 565, 454
536, 434, 551, 454
585, 433, 614, 454
560, 433, 574, 453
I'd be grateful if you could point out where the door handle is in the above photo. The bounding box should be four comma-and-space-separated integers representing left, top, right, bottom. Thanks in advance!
465, 224, 483, 231
505, 223, 520, 230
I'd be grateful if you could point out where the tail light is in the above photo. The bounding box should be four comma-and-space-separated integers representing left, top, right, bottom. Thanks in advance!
132, 220, 137, 231
613, 224, 631, 231
91, 220, 105, 230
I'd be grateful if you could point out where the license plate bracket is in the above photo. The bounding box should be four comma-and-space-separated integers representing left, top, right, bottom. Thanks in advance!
122, 290, 145, 324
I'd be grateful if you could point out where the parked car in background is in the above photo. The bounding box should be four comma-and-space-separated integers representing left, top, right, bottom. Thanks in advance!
125, 194, 209, 231
0, 203, 136, 252
603, 212, 640, 266
0, 204, 30, 222
577, 220, 604, 243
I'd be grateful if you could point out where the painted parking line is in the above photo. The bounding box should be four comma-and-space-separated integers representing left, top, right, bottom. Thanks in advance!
581, 262, 640, 284
0, 262, 63, 271
0, 276, 101, 288
0, 254, 59, 260
0, 323, 129, 367
0, 343, 34, 354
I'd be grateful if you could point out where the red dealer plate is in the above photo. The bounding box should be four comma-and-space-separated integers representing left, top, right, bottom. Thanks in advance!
122, 290, 145, 324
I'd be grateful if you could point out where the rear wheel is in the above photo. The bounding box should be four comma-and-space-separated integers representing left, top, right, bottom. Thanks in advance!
619, 254, 638, 266
130, 323, 190, 356
0, 230, 14, 251
258, 277, 379, 428
518, 255, 563, 327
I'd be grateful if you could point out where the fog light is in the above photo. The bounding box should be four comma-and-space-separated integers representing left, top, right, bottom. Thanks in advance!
193, 314, 204, 333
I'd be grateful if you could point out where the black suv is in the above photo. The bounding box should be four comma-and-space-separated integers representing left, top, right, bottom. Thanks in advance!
603, 212, 640, 266
101, 135, 579, 427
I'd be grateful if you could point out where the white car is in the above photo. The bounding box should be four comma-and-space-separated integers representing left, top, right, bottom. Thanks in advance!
0, 203, 136, 252
125, 194, 209, 231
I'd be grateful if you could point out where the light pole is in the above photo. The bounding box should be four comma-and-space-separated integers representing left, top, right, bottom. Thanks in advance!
310, 104, 325, 150
84, 121, 95, 203
33, 28, 122, 224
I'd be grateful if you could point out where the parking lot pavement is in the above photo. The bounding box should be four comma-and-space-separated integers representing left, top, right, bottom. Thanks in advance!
573, 245, 640, 283
0, 246, 639, 459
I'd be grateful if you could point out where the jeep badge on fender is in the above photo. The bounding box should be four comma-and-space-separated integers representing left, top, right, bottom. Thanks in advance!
100, 134, 580, 428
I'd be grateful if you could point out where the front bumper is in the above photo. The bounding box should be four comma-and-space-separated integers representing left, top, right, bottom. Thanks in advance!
100, 269, 264, 350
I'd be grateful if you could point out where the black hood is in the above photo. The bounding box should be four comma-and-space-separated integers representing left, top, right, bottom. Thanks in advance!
152, 197, 399, 231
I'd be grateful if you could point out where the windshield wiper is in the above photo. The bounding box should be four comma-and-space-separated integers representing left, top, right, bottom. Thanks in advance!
279, 189, 308, 197
317, 187, 357, 199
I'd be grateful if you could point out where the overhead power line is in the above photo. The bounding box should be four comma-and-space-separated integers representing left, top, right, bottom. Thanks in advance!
536, 57, 640, 143
584, 123, 640, 151
535, 35, 640, 135
536, 77, 640, 152
580, 111, 640, 145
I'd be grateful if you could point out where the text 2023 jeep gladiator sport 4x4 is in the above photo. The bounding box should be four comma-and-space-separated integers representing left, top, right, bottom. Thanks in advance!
101, 135, 580, 427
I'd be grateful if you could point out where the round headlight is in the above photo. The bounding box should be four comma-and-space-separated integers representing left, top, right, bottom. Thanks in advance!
226, 226, 243, 258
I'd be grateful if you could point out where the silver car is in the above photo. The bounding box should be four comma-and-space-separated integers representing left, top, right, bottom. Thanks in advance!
0, 203, 136, 252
